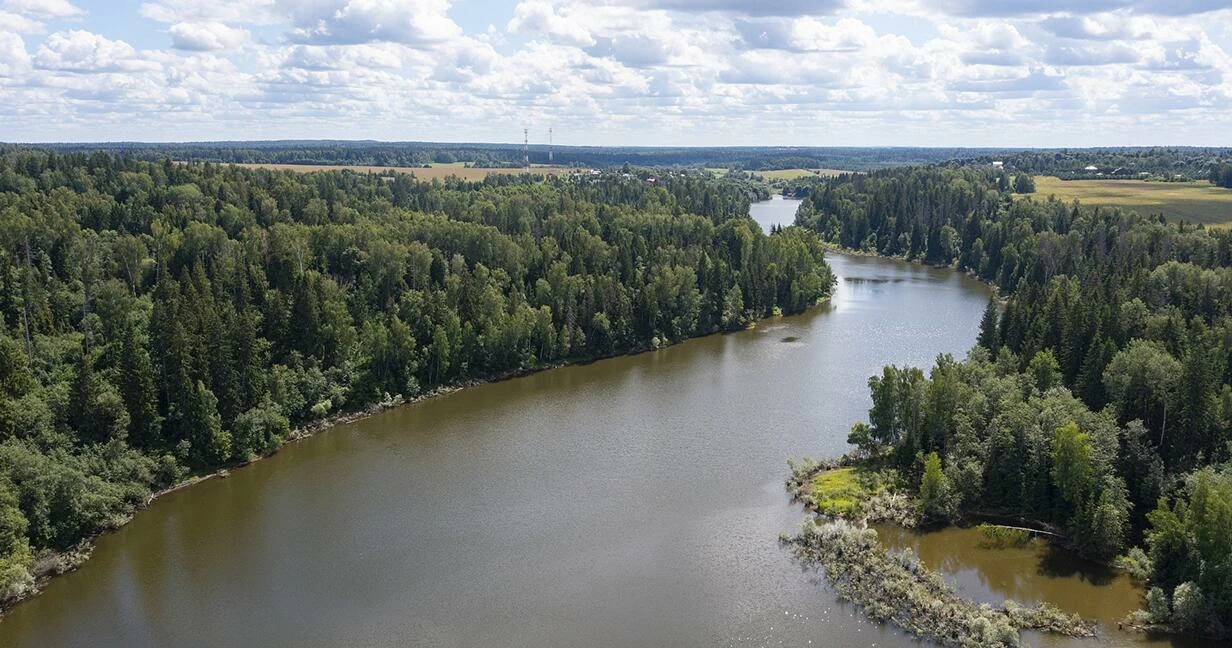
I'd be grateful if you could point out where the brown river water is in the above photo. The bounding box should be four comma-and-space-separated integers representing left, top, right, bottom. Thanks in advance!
0, 198, 1196, 647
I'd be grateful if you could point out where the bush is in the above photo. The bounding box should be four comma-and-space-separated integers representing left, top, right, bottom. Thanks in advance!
978, 523, 1030, 548
1172, 581, 1207, 632
1146, 587, 1170, 624
232, 402, 291, 460
919, 452, 956, 522
1116, 546, 1152, 582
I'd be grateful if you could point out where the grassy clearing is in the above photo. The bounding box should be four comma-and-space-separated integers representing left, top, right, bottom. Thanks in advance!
810, 467, 866, 516
214, 162, 573, 182
1020, 176, 1232, 226
798, 465, 918, 526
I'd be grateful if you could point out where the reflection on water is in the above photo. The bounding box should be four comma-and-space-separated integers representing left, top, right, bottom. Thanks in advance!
875, 524, 1218, 648
748, 195, 802, 233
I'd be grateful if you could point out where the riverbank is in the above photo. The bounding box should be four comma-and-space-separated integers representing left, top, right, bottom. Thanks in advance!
0, 301, 830, 617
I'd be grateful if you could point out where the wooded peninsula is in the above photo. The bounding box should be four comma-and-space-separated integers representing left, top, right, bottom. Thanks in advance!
789, 166, 1232, 643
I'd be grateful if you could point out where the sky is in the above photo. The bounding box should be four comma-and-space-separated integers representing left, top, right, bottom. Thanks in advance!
1, 0, 1231, 147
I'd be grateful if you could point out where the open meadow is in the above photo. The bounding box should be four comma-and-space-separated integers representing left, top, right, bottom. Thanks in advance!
1022, 175, 1232, 226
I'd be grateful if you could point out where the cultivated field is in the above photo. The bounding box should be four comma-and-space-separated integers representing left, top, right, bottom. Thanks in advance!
757, 168, 851, 181
218, 162, 573, 182
1022, 175, 1232, 226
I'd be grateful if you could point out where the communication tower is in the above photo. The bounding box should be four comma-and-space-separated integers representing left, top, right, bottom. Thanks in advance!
523, 128, 529, 168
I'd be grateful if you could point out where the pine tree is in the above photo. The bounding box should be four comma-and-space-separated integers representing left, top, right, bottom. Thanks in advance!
118, 316, 162, 449
977, 298, 1000, 352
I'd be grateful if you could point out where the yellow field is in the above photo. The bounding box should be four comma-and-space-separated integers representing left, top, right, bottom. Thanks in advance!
757, 168, 850, 180
1022, 176, 1232, 226
215, 162, 572, 182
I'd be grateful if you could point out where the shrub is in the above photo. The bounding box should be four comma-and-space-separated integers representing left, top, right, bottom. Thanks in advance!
978, 524, 1031, 548
1146, 587, 1170, 624
1116, 546, 1152, 582
1172, 582, 1207, 632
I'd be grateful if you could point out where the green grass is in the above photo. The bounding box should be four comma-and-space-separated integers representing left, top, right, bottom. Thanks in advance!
810, 468, 869, 517
1020, 176, 1232, 226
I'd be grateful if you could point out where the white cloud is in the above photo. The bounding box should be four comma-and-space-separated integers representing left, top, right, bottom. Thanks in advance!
0, 29, 29, 76
285, 0, 463, 46
0, 0, 1229, 145
139, 0, 278, 25
34, 30, 157, 72
0, 9, 43, 33
168, 21, 248, 50
507, 1, 594, 47
3, 0, 83, 19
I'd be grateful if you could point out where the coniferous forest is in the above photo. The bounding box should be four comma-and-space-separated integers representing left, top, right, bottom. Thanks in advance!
0, 151, 833, 602
798, 167, 1232, 639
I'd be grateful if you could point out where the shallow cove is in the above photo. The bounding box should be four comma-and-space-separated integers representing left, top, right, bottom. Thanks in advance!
874, 524, 1216, 647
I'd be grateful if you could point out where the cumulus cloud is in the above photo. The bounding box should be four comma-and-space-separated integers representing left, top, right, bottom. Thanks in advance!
0, 0, 1230, 144
3, 0, 83, 19
34, 30, 157, 72
1039, 14, 1153, 40
284, 0, 462, 46
507, 1, 594, 46
168, 21, 248, 50
0, 29, 29, 75
0, 9, 43, 33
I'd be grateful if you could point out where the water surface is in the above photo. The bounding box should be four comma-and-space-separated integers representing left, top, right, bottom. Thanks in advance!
748, 194, 803, 232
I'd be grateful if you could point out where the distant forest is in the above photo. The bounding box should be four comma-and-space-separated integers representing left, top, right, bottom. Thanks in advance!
9, 142, 1228, 176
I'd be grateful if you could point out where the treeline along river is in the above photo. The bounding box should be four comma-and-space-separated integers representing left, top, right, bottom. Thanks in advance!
0, 199, 1170, 647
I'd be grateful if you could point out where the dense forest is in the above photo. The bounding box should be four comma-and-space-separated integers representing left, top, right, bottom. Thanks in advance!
0, 152, 833, 604
1211, 164, 1232, 189
799, 167, 1232, 639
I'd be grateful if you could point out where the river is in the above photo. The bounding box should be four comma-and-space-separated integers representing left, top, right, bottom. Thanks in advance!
0, 198, 1178, 647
